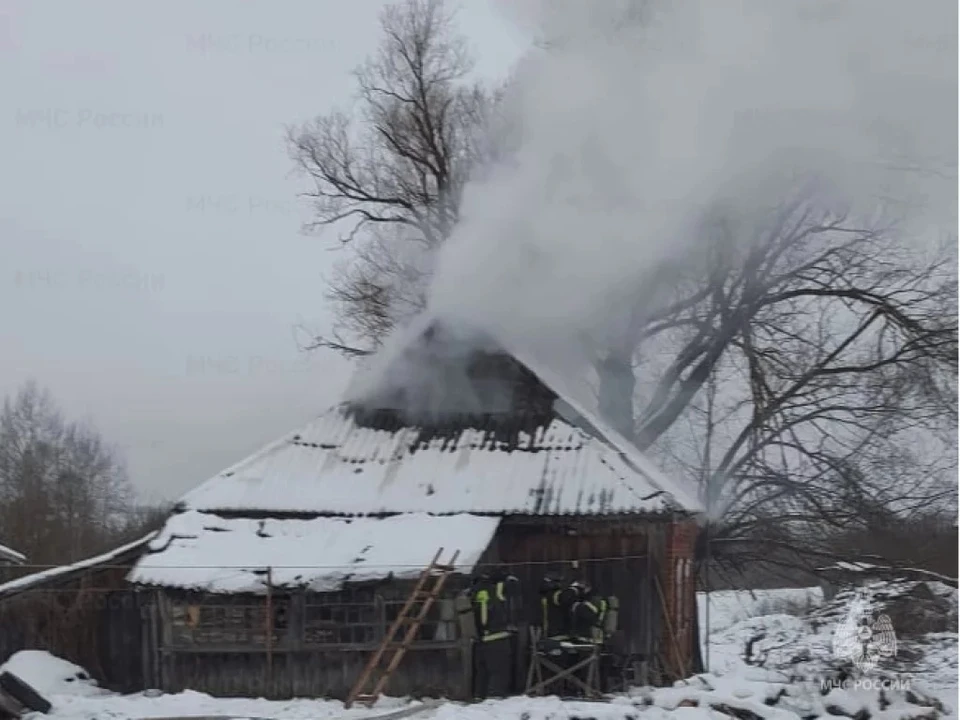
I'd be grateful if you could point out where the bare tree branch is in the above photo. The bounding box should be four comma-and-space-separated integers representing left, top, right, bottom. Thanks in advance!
288, 0, 500, 354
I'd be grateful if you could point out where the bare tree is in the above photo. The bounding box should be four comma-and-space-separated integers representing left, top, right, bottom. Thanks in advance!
288, 0, 501, 354
0, 381, 135, 566
630, 196, 957, 574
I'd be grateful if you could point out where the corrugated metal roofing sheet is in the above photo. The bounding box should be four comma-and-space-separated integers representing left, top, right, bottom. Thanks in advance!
128, 511, 499, 593
179, 405, 692, 516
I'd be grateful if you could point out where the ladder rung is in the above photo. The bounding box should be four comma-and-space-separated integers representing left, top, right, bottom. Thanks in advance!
369, 642, 412, 657
374, 643, 410, 660
346, 548, 459, 708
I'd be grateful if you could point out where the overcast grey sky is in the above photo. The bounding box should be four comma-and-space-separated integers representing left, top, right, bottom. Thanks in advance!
0, 0, 528, 503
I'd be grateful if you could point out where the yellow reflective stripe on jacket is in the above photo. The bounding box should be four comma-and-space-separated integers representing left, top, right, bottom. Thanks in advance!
475, 589, 490, 627
482, 630, 511, 642
496, 581, 506, 601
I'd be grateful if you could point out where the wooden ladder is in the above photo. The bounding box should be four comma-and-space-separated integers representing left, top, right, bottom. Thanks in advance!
345, 547, 461, 709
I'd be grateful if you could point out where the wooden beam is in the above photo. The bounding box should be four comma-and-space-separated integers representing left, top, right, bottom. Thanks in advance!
264, 567, 274, 696
654, 575, 685, 681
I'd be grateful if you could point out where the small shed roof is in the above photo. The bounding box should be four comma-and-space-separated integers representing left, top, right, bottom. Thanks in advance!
128, 511, 499, 593
0, 542, 26, 565
0, 534, 155, 602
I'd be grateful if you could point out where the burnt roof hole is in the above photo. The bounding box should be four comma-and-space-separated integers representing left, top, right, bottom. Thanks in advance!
352, 321, 557, 423
351, 409, 560, 452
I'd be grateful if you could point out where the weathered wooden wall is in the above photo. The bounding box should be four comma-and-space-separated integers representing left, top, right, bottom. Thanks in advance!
0, 568, 144, 692
142, 514, 695, 698
154, 645, 466, 700
662, 518, 699, 679
485, 516, 669, 684
147, 578, 473, 700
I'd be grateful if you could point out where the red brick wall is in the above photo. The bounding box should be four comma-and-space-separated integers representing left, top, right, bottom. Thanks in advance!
660, 518, 698, 680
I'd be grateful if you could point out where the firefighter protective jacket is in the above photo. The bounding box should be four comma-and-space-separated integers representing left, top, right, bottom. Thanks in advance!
472, 572, 521, 642
571, 592, 609, 643
540, 582, 579, 639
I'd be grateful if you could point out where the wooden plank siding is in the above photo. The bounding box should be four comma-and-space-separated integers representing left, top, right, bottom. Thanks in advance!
148, 577, 474, 700
0, 567, 145, 693
488, 516, 668, 684
155, 646, 466, 700
142, 515, 691, 698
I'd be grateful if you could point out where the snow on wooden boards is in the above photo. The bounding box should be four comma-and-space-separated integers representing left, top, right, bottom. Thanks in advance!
128, 511, 499, 593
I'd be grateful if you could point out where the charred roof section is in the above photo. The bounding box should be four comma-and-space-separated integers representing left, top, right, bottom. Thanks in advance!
349, 320, 557, 427
346, 407, 564, 452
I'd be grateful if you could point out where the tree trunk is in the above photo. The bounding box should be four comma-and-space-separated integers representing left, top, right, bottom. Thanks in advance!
596, 350, 636, 440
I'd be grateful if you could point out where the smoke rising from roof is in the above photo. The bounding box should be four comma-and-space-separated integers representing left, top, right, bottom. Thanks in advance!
345, 316, 517, 421
425, 0, 957, 373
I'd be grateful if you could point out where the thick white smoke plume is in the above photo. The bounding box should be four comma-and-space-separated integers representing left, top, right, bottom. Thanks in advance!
426, 0, 957, 371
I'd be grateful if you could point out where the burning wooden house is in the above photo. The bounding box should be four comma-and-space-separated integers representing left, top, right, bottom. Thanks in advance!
125, 320, 703, 698
0, 319, 704, 699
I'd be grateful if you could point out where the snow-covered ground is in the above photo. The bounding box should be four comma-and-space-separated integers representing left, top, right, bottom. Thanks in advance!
699, 585, 830, 675
1, 581, 955, 720
699, 586, 825, 636
699, 581, 958, 718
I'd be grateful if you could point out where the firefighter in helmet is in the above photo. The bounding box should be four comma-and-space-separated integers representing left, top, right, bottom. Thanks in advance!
471, 566, 522, 698
570, 581, 608, 645
570, 580, 613, 692
539, 575, 579, 641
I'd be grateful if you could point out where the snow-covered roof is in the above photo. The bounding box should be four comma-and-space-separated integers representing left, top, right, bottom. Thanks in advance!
0, 542, 26, 565
816, 560, 958, 587
178, 403, 694, 516
128, 511, 498, 593
502, 339, 704, 513
820, 561, 878, 573
0, 533, 155, 601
